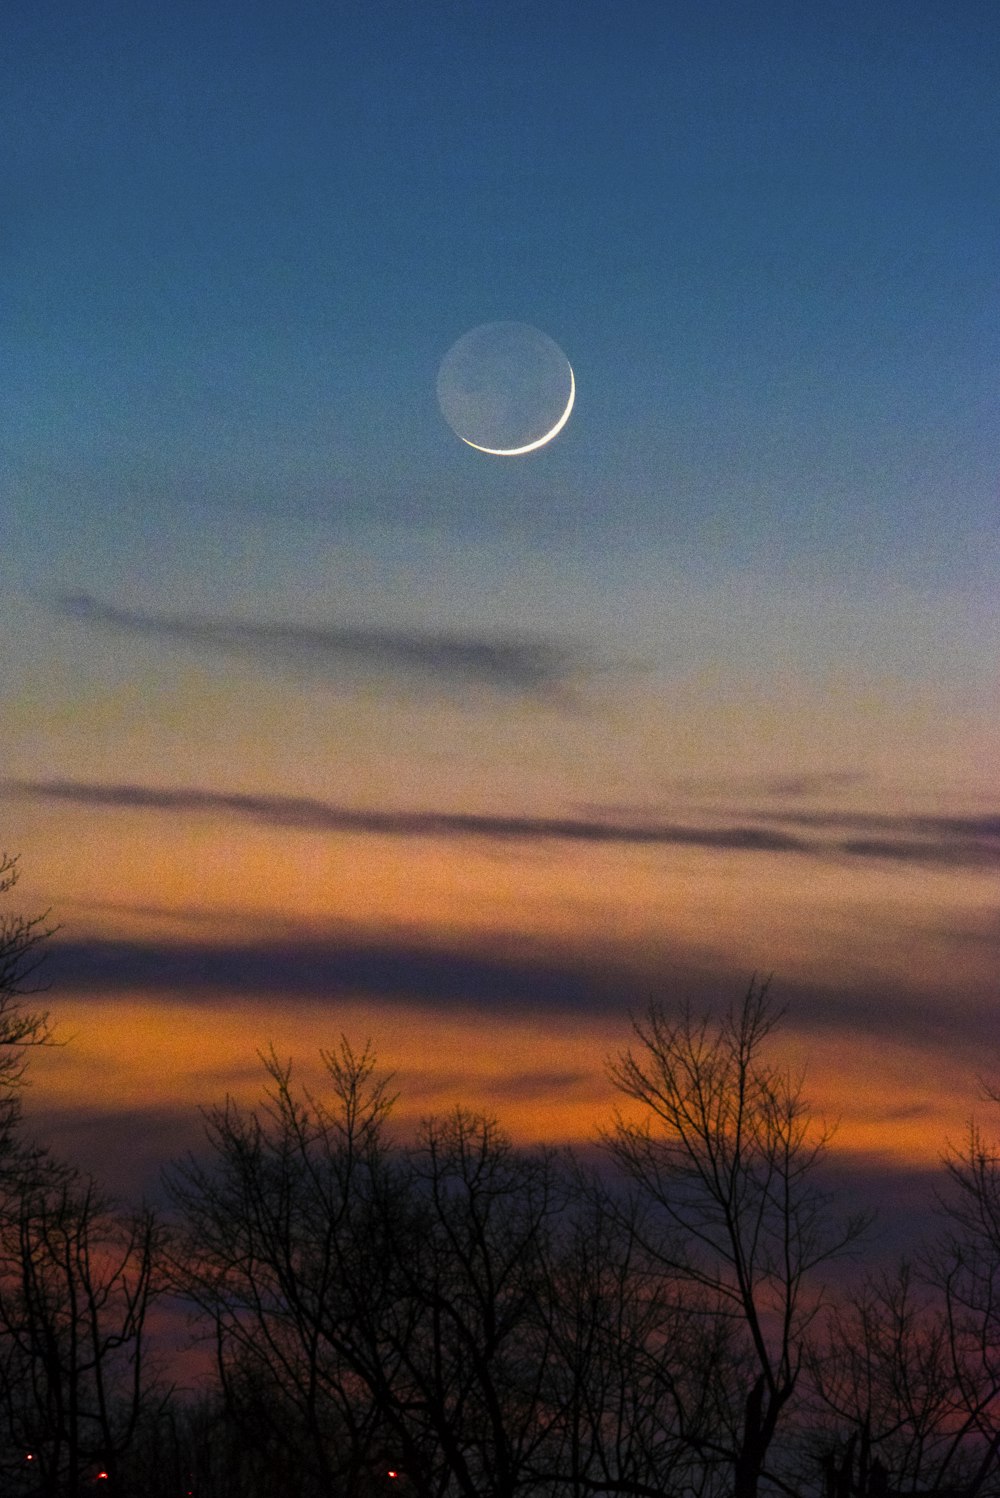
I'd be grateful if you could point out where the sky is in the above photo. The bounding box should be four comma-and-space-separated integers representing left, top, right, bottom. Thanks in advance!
2, 0, 998, 1205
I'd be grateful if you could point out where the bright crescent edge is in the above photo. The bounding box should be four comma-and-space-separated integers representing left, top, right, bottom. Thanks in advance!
460, 363, 575, 456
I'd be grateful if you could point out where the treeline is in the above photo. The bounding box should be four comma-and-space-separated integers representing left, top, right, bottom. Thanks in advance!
2, 860, 1000, 1498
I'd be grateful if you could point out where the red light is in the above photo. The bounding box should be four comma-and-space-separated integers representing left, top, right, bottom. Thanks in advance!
97, 1474, 109, 1482
388, 1471, 399, 1480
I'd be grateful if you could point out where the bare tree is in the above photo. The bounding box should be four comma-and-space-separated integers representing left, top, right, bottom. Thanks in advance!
370, 1107, 570, 1498
170, 1045, 576, 1498
807, 1099, 1000, 1498
167, 1041, 400, 1498
0, 1166, 167, 1498
542, 1171, 739, 1498
905, 1109, 1000, 1498
605, 980, 869, 1498
808, 1259, 992, 1498
0, 855, 54, 1159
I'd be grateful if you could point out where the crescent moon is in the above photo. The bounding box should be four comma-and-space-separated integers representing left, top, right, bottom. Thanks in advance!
460, 363, 575, 456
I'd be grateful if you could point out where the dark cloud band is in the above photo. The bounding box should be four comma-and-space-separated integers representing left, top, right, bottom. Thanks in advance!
43, 933, 601, 1010
36, 930, 995, 1061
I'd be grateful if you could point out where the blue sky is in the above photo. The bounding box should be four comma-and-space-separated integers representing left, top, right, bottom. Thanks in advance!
2, 0, 998, 1190
6, 0, 997, 558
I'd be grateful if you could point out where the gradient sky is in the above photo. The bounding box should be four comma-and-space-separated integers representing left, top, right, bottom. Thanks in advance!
2, 0, 998, 1202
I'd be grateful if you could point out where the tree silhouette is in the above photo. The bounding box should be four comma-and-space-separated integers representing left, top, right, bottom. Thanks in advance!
0, 1166, 167, 1498
605, 979, 869, 1498
167, 1042, 402, 1498
0, 854, 54, 1162
168, 1043, 577, 1498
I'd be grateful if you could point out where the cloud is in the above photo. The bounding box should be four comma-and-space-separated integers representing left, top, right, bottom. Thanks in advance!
933, 914, 1000, 952
875, 1103, 937, 1122
35, 927, 997, 1060
24, 1103, 205, 1203
839, 836, 996, 867
764, 809, 1000, 839
817, 1158, 949, 1262
481, 1068, 594, 1100
8, 777, 999, 869
659, 770, 870, 802
755, 771, 869, 798
57, 896, 243, 929
397, 1066, 595, 1106
43, 932, 606, 1011
51, 592, 583, 697
758, 808, 1000, 870
6, 777, 816, 853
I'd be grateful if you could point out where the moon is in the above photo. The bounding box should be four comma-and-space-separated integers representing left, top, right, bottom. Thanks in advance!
437, 322, 575, 456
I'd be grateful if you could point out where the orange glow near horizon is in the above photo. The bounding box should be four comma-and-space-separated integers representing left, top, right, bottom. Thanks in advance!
28, 984, 986, 1173
8, 780, 998, 1184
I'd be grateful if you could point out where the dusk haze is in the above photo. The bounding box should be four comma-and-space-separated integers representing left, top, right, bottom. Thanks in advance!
2, 0, 997, 1274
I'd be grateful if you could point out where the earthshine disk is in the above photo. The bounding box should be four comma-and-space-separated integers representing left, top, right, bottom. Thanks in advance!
437, 322, 574, 455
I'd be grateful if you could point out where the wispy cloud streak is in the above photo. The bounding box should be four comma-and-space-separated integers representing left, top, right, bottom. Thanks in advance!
762, 809, 1000, 839
7, 778, 999, 868
6, 779, 811, 852
52, 592, 581, 696
756, 807, 1000, 869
